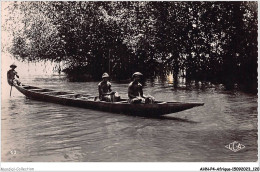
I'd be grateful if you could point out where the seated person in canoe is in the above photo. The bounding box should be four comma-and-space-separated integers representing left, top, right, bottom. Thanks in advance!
7, 63, 21, 86
128, 72, 155, 104
98, 73, 120, 102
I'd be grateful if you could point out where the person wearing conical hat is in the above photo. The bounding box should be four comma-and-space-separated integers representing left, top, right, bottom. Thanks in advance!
7, 63, 21, 86
98, 73, 120, 102
128, 72, 155, 104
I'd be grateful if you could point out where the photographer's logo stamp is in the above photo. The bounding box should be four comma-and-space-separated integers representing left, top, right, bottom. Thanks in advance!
225, 141, 245, 152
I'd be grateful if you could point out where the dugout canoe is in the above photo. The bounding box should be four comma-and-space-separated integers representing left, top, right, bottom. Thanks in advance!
14, 84, 204, 116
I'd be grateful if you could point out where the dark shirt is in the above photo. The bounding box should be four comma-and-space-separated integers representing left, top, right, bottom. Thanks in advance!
98, 81, 112, 99
7, 69, 19, 86
128, 81, 143, 99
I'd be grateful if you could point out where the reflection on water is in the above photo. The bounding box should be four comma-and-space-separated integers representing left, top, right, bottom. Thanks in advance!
1, 75, 257, 162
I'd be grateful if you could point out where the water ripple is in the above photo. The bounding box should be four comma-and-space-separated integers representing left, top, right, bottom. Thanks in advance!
1, 76, 257, 162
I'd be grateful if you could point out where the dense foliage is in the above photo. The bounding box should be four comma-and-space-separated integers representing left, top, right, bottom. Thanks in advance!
3, 1, 257, 91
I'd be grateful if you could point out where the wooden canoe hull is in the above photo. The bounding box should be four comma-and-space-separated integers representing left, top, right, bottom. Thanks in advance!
15, 85, 204, 116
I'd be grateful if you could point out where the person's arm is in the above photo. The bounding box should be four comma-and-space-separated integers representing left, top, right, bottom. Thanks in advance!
105, 83, 114, 95
108, 83, 112, 93
14, 71, 19, 78
139, 84, 146, 98
98, 84, 103, 97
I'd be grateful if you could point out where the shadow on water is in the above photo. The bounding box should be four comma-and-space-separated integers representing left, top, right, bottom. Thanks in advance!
135, 114, 199, 123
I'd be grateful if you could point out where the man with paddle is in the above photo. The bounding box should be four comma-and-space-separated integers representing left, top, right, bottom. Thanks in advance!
7, 63, 21, 86
128, 72, 155, 104
7, 63, 21, 97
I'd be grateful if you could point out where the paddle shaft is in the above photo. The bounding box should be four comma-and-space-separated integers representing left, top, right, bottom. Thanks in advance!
10, 86, 12, 97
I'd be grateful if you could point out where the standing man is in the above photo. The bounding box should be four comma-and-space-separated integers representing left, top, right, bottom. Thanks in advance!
7, 63, 20, 86
128, 72, 155, 104
98, 73, 120, 102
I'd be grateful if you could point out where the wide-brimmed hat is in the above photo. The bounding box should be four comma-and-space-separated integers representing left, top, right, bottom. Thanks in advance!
132, 72, 143, 78
102, 73, 109, 78
10, 63, 17, 68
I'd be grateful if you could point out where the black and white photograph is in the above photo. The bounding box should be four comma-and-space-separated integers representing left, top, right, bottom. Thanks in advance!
1, 0, 258, 171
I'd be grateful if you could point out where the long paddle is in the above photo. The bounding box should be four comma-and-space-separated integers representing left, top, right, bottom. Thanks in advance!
10, 85, 12, 97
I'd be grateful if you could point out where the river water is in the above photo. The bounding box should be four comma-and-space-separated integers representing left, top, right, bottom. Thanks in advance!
1, 75, 257, 162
